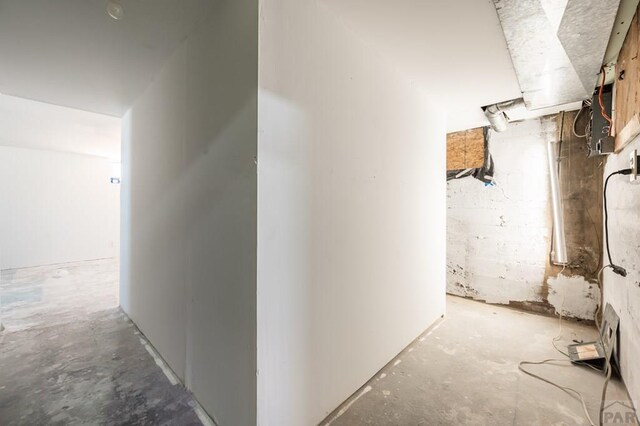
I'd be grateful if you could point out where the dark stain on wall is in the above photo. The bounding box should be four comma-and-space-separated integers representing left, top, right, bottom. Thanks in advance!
555, 110, 603, 281
538, 110, 603, 319
446, 112, 603, 320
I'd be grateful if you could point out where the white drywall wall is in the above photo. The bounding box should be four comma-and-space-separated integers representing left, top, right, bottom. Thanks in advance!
602, 138, 640, 407
0, 94, 120, 160
257, 1, 447, 424
0, 146, 120, 270
120, 44, 189, 382
120, 1, 258, 424
447, 118, 599, 320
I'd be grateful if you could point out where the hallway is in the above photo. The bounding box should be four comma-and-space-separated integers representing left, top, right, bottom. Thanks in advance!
0, 259, 206, 425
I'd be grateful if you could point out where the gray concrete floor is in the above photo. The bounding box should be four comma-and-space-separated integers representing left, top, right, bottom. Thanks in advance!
323, 296, 635, 426
0, 259, 205, 426
1, 260, 636, 425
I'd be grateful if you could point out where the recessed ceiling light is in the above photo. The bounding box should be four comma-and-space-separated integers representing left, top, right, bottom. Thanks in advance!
106, 0, 124, 20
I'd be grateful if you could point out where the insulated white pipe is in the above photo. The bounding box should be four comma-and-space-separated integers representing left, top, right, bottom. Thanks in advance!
484, 105, 509, 132
484, 98, 525, 132
547, 140, 568, 265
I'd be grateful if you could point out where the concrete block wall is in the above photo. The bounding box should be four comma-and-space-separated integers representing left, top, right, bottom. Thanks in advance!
602, 136, 640, 406
447, 115, 601, 320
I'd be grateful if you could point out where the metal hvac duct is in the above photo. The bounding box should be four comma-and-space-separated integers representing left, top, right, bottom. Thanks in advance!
492, 0, 622, 109
547, 139, 568, 265
483, 98, 525, 132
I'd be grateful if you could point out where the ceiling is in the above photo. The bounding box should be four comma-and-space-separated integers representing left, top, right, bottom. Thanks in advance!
0, 0, 214, 117
0, 0, 621, 133
322, 0, 526, 132
0, 94, 121, 160
322, 0, 630, 132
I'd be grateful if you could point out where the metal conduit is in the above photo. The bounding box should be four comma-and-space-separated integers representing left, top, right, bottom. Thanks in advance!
547, 139, 568, 265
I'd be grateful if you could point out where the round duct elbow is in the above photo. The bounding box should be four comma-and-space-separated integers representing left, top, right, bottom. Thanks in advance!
484, 107, 509, 132
483, 98, 525, 132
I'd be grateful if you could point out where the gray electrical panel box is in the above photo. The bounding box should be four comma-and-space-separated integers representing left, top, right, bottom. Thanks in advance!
589, 85, 613, 157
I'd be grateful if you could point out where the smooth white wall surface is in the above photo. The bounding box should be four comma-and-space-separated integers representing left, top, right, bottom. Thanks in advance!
257, 1, 447, 424
0, 146, 120, 270
0, 94, 121, 160
602, 138, 640, 407
120, 1, 258, 424
121, 43, 189, 382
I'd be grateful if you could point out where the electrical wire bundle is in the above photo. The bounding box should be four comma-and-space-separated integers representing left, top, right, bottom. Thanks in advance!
518, 301, 618, 426
574, 67, 613, 156
572, 98, 592, 140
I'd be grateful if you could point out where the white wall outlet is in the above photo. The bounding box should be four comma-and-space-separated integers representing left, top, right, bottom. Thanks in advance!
630, 149, 638, 182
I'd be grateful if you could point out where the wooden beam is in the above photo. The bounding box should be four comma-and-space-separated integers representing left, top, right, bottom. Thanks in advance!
615, 2, 640, 151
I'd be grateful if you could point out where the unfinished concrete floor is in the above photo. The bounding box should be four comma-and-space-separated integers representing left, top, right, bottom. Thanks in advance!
323, 296, 634, 426
1, 261, 635, 425
0, 259, 206, 426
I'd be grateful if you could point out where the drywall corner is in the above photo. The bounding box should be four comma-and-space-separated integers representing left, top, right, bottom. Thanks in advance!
120, 0, 259, 424
256, 0, 446, 423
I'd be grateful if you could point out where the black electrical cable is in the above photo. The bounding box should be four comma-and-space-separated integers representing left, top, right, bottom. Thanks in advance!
603, 169, 632, 277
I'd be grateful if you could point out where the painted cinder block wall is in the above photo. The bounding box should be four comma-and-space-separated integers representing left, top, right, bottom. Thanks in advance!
602, 136, 640, 407
447, 114, 602, 320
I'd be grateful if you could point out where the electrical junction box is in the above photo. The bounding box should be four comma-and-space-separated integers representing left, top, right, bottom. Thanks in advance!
589, 84, 613, 157
630, 149, 639, 183
597, 136, 615, 154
